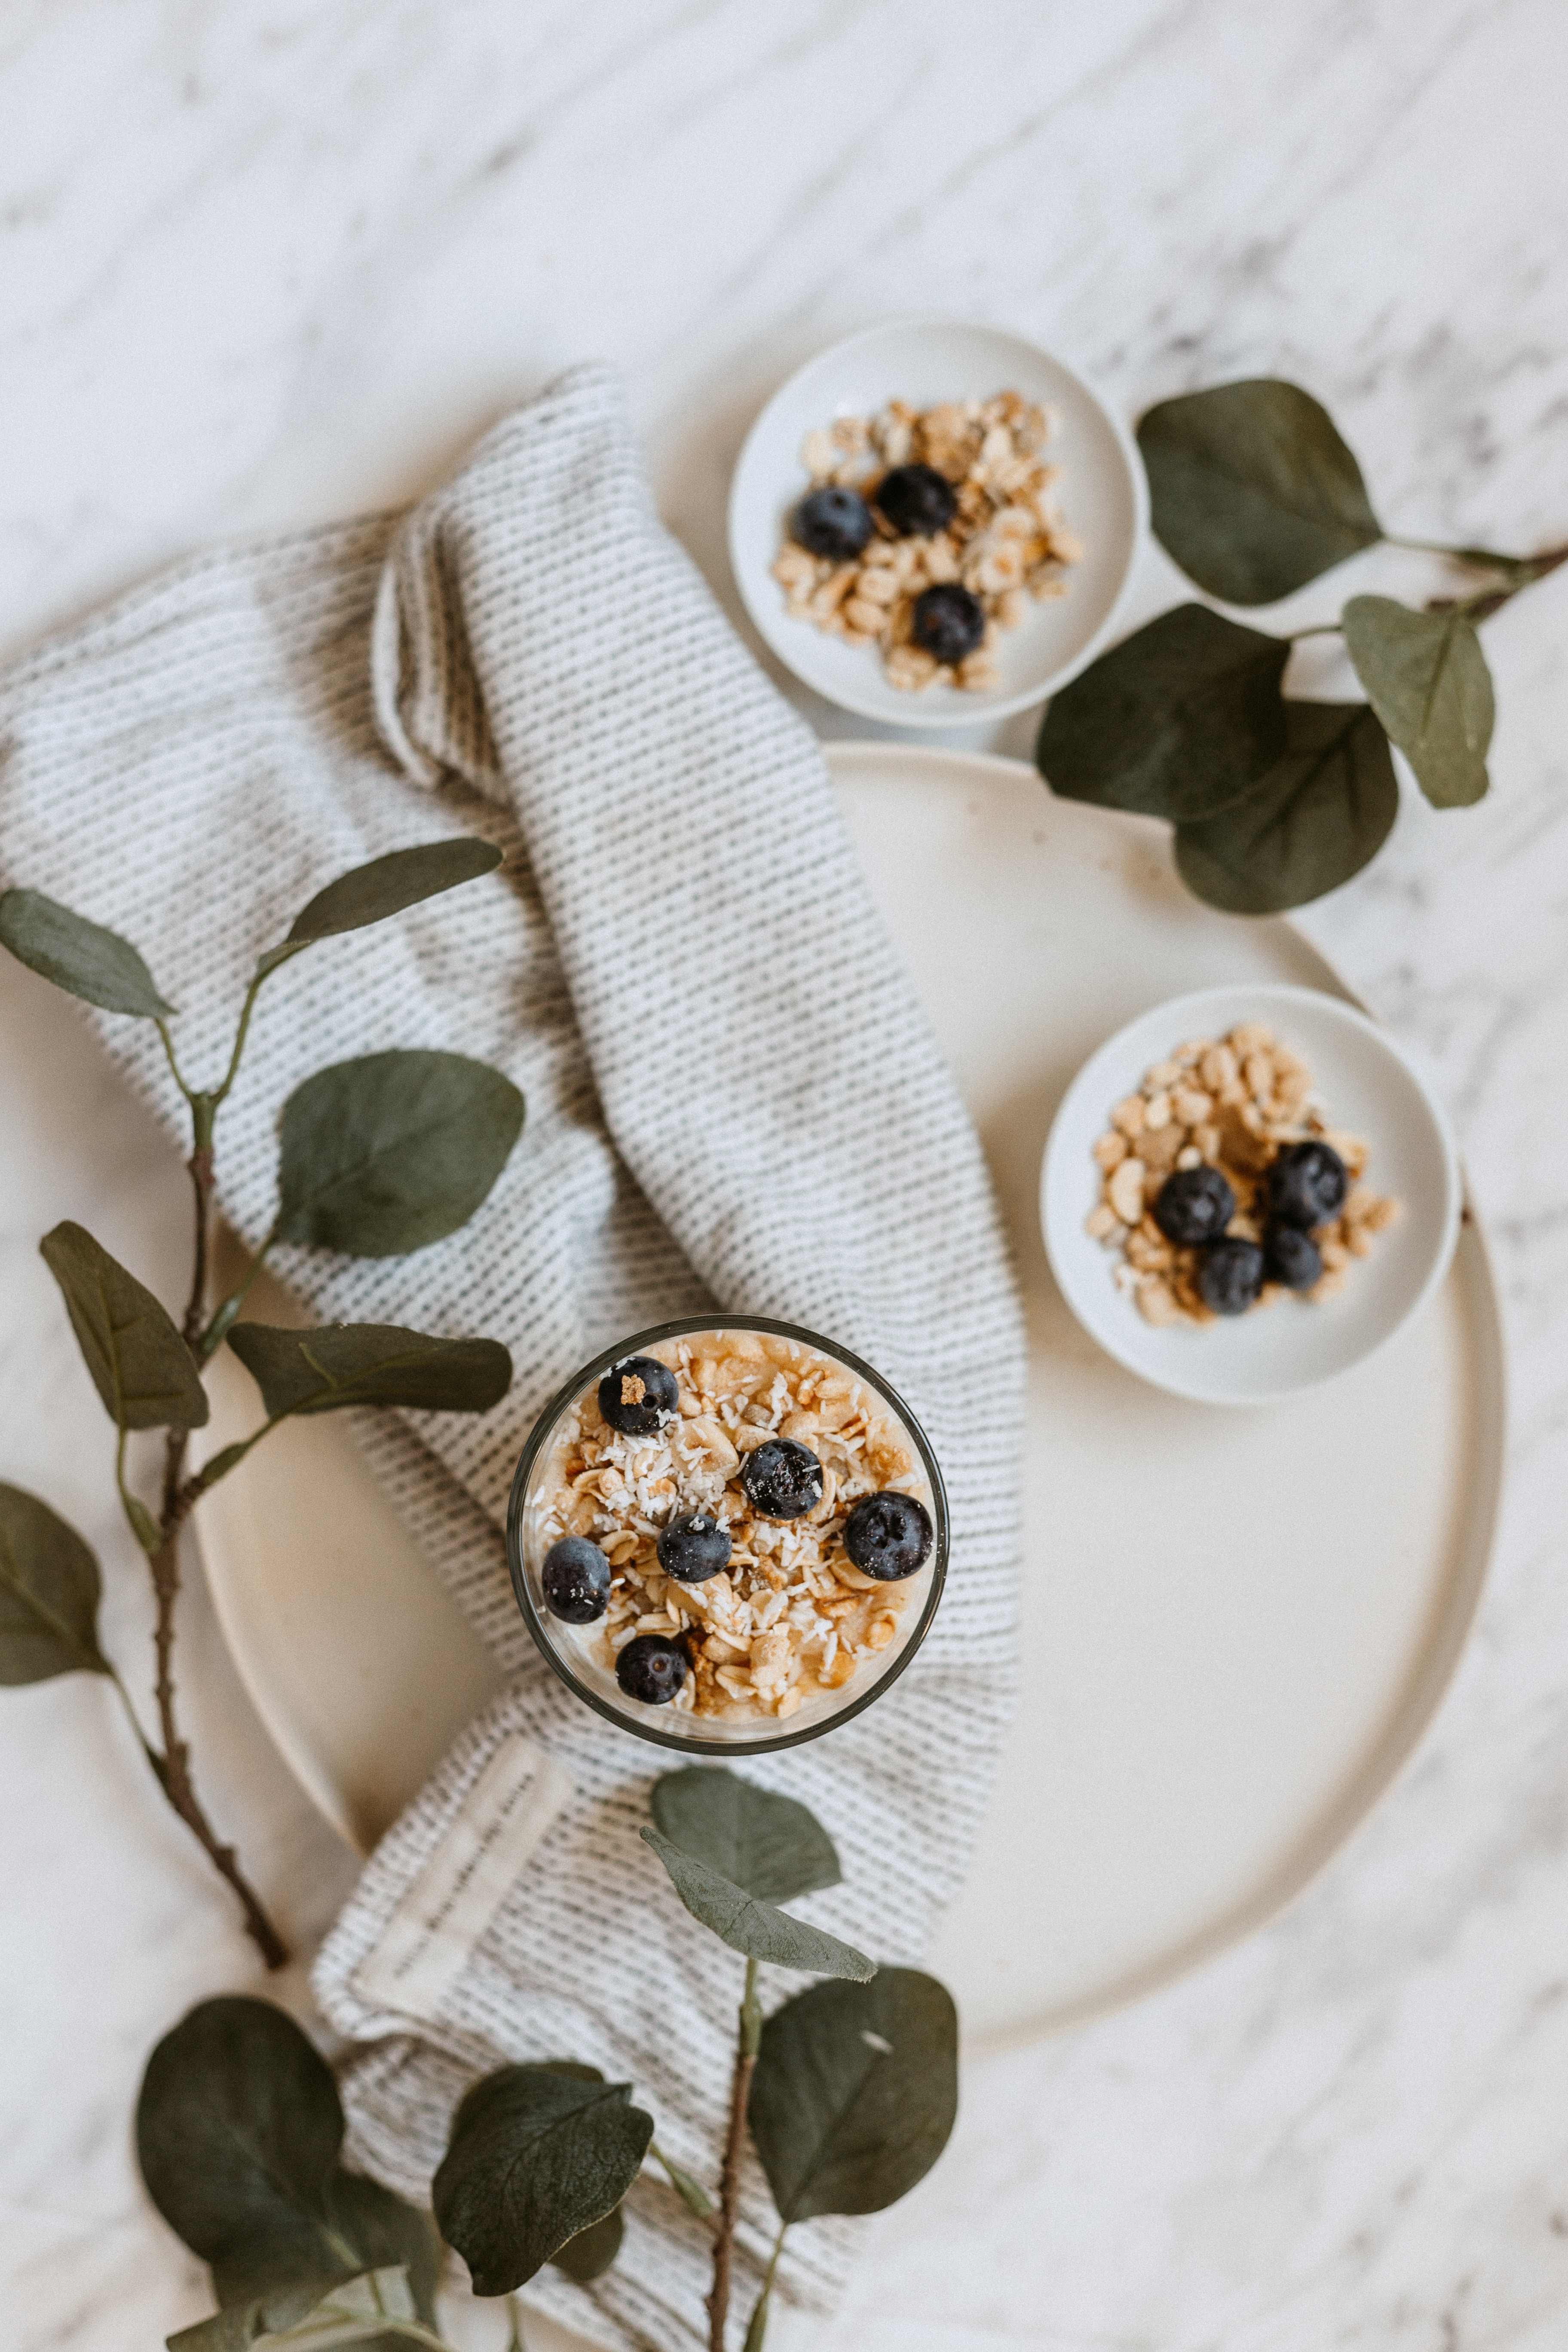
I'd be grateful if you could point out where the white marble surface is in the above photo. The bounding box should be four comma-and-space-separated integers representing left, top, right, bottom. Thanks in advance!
4, 2, 1568, 2345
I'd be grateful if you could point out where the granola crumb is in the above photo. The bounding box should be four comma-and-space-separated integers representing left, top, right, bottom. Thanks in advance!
774, 389, 1083, 693
1086, 1023, 1403, 1327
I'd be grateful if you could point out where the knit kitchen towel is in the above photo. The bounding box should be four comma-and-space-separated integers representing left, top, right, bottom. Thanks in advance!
0, 363, 1024, 2350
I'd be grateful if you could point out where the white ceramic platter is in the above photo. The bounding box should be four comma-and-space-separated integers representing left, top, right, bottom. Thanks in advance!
194, 745, 1503, 2059
728, 318, 1144, 726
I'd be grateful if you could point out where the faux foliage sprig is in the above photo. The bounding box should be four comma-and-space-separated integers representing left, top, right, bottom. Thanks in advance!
136, 1767, 959, 2352
0, 841, 524, 1967
1038, 377, 1567, 912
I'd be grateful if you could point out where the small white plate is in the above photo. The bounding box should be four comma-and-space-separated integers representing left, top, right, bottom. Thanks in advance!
728, 317, 1144, 727
1041, 983, 1464, 1406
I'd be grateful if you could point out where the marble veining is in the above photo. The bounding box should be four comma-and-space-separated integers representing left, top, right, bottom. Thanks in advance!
3, 2, 1568, 2346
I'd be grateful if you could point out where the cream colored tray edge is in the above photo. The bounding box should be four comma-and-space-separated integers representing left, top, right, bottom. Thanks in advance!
193, 745, 1506, 2060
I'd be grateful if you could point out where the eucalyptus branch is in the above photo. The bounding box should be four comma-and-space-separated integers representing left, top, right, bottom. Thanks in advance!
1, 837, 518, 1984
708, 1956, 762, 2352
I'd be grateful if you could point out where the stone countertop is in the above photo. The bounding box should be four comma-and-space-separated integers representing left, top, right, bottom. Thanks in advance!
4, 5, 1567, 2346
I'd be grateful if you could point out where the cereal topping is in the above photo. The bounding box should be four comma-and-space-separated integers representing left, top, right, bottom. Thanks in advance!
772, 391, 1083, 694
1087, 1023, 1403, 1323
534, 1330, 933, 1721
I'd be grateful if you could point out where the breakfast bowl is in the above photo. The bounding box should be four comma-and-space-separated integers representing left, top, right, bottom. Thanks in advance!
1041, 983, 1463, 1406
728, 316, 1145, 728
506, 1315, 948, 1754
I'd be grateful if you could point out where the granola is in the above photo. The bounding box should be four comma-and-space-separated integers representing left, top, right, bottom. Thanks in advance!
772, 390, 1082, 693
1087, 1022, 1403, 1325
528, 1328, 936, 1725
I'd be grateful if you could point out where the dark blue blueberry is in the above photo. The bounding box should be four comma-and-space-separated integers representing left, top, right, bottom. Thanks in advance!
843, 1490, 933, 1581
1266, 1140, 1348, 1230
615, 1632, 689, 1706
875, 463, 958, 537
657, 1512, 732, 1584
910, 583, 986, 666
541, 1536, 612, 1624
740, 1438, 824, 1520
1265, 1224, 1323, 1292
1153, 1164, 1236, 1246
597, 1354, 679, 1436
1197, 1236, 1265, 1317
792, 485, 874, 561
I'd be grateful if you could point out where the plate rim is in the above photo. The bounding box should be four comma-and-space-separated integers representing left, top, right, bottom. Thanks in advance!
726, 314, 1147, 727
193, 740, 1507, 2056
826, 739, 1507, 2054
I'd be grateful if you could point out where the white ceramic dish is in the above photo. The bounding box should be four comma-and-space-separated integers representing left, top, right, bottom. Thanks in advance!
194, 746, 1503, 2065
1042, 982, 1463, 1406
727, 318, 1144, 727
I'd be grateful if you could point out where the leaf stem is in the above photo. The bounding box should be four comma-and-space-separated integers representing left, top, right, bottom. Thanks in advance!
506, 2297, 527, 2352
211, 967, 270, 1109
153, 1018, 198, 1107
650, 2138, 716, 2219
1287, 623, 1343, 640
708, 1956, 762, 2352
198, 1226, 278, 1361
741, 2220, 787, 2352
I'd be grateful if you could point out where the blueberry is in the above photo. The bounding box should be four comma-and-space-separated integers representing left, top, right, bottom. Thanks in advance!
1266, 1141, 1348, 1230
910, 583, 985, 666
1265, 1224, 1322, 1291
1197, 1236, 1265, 1317
740, 1438, 824, 1520
875, 463, 958, 537
843, 1490, 933, 1581
657, 1512, 732, 1584
1152, 1164, 1236, 1246
597, 1354, 679, 1436
541, 1536, 612, 1625
615, 1632, 689, 1706
792, 485, 874, 562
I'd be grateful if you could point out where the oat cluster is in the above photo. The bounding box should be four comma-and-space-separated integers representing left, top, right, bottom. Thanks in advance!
1087, 1022, 1402, 1325
772, 391, 1083, 693
536, 1330, 930, 1724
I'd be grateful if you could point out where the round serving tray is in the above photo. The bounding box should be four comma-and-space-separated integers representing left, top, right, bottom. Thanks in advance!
194, 744, 1504, 2058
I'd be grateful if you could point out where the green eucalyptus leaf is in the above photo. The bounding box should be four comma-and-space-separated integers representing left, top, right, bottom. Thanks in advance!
551, 2202, 623, 2282
650, 1767, 841, 1906
167, 2268, 418, 2352
276, 1051, 524, 1259
1138, 378, 1382, 603
434, 2064, 652, 2297
0, 1482, 110, 1683
1173, 698, 1399, 914
1341, 594, 1494, 808
0, 886, 175, 1017
640, 1826, 873, 1981
747, 1969, 958, 2223
1037, 604, 1289, 821
325, 2174, 441, 2328
227, 1322, 512, 1420
138, 1998, 346, 2299
257, 839, 503, 979
40, 1221, 209, 1431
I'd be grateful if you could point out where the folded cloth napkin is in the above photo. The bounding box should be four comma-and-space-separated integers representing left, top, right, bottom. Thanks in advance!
0, 364, 1023, 2348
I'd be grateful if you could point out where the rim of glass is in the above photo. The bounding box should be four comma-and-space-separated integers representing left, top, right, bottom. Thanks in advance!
505, 1314, 950, 1757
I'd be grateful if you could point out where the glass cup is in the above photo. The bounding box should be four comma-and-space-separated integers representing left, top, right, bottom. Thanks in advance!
506, 1315, 948, 1756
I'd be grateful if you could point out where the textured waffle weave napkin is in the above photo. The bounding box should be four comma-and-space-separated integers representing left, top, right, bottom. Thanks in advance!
0, 364, 1023, 2349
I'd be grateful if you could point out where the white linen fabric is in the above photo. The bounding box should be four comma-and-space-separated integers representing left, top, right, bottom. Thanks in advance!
0, 364, 1023, 2349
